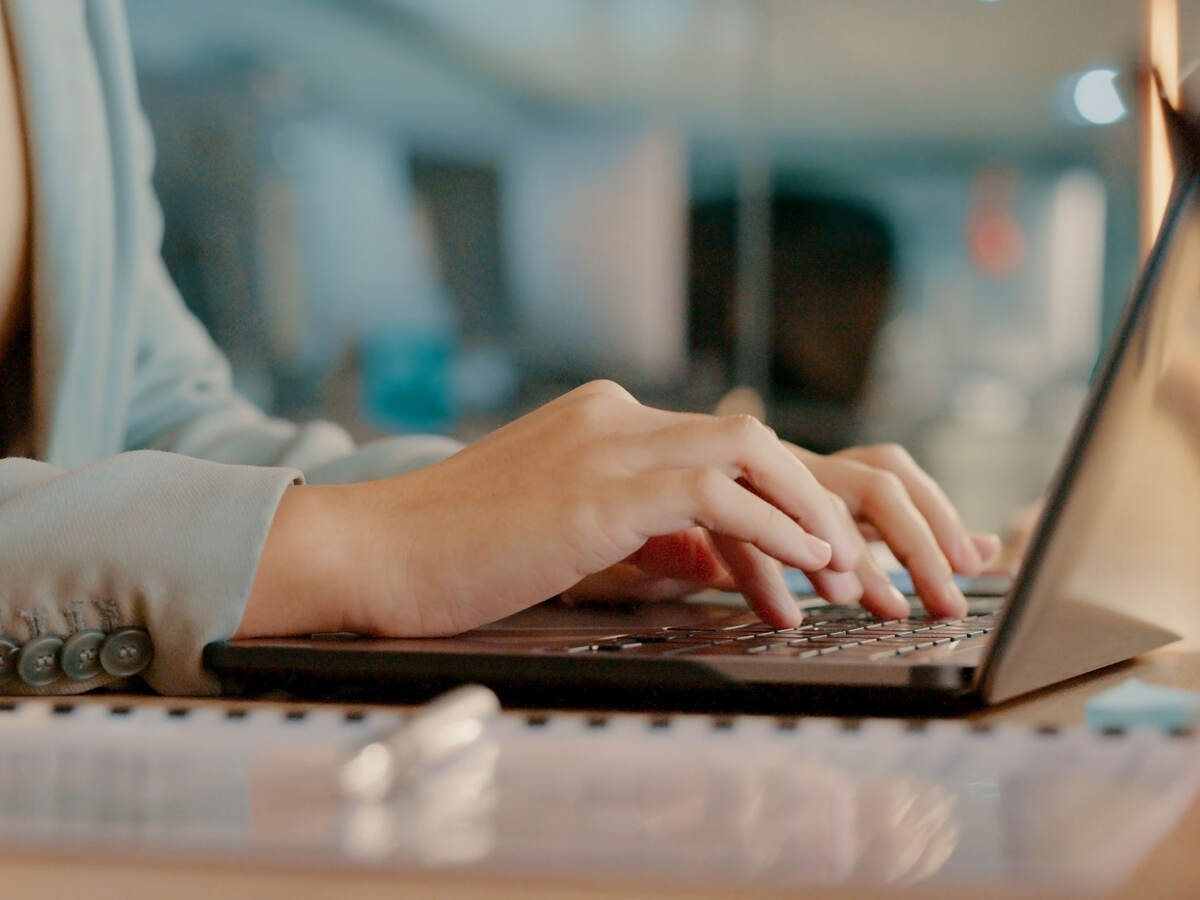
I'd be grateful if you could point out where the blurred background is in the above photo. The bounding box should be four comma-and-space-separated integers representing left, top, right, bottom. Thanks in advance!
124, 0, 1192, 533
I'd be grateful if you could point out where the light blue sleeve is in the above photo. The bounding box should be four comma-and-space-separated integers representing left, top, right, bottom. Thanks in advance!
0, 453, 301, 696
0, 0, 462, 697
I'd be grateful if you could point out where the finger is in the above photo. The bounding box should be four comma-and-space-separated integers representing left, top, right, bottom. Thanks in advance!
710, 535, 802, 628
971, 532, 1003, 568
627, 468, 834, 572
852, 560, 912, 620
842, 445, 991, 576
807, 533, 912, 619
807, 568, 864, 607
620, 415, 861, 571
856, 523, 883, 542
842, 469, 967, 618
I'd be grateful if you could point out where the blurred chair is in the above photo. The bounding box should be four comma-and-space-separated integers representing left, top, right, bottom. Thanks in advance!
689, 194, 895, 452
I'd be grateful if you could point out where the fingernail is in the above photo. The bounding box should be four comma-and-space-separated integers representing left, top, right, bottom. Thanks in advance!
805, 535, 832, 566
889, 585, 911, 616
944, 580, 968, 617
974, 533, 1003, 564
957, 535, 983, 574
785, 598, 805, 627
771, 593, 805, 627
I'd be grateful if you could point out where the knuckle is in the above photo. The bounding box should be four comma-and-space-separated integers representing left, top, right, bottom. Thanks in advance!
827, 491, 852, 520
688, 467, 726, 507
725, 413, 773, 447
867, 470, 906, 503
873, 442, 912, 467
840, 537, 865, 570
583, 379, 634, 402
724, 413, 763, 437
564, 391, 612, 430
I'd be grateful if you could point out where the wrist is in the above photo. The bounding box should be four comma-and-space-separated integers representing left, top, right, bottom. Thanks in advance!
237, 483, 363, 638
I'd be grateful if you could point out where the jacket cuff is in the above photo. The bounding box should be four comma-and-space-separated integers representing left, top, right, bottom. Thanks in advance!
133, 453, 303, 695
0, 451, 301, 696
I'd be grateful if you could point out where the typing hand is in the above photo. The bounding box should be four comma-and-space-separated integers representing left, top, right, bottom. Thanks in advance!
240, 380, 863, 638
565, 443, 1000, 621
789, 443, 1001, 618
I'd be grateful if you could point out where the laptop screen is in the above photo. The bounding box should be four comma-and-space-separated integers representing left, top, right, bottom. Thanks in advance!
981, 168, 1200, 703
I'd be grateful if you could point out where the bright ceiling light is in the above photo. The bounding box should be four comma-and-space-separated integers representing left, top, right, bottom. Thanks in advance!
1072, 68, 1127, 125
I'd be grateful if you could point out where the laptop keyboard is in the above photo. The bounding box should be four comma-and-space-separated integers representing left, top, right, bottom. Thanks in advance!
547, 608, 999, 662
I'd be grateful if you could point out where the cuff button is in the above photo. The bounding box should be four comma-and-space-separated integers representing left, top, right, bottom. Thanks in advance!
62, 629, 107, 681
0, 635, 20, 684
99, 628, 154, 678
17, 634, 65, 687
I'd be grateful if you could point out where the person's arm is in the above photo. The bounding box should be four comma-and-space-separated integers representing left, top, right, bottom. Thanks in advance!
240, 380, 1003, 643
240, 381, 861, 640
0, 452, 299, 695
0, 1, 462, 697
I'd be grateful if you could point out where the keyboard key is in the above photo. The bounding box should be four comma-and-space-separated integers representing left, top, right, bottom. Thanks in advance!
799, 639, 863, 651
866, 638, 927, 649
834, 645, 913, 661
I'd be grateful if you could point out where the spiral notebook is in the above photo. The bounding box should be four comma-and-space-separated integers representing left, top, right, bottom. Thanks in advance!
0, 698, 1196, 893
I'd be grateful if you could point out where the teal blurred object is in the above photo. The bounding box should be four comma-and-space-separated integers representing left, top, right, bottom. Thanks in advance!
360, 327, 457, 432
1085, 678, 1200, 734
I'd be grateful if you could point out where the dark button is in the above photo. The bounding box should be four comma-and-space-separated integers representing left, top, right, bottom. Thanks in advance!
61, 629, 107, 681
0, 635, 20, 684
17, 634, 64, 687
99, 628, 153, 677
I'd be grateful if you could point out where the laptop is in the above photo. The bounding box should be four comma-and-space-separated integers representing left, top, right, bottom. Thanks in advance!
205, 100, 1200, 716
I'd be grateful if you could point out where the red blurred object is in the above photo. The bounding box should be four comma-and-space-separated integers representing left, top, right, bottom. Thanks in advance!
967, 166, 1026, 280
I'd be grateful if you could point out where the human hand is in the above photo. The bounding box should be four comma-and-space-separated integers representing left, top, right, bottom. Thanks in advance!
241, 381, 864, 638
568, 441, 1003, 620
789, 443, 1001, 618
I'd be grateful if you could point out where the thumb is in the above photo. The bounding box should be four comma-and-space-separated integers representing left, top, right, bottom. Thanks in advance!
624, 528, 731, 584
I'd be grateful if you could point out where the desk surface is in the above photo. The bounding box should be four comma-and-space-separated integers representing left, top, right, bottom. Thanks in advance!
6, 645, 1200, 900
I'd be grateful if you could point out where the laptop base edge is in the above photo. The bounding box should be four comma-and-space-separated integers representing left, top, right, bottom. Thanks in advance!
205, 645, 984, 717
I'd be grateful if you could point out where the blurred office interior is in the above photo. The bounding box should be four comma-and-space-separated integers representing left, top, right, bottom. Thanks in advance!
124, 0, 1190, 533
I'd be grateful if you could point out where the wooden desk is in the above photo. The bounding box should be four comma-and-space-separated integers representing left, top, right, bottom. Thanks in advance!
5, 646, 1200, 900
